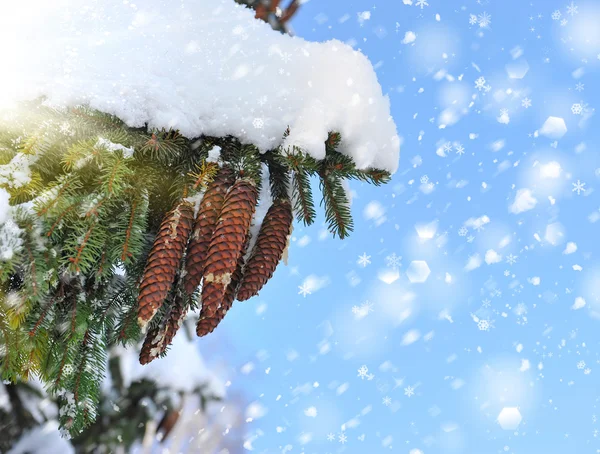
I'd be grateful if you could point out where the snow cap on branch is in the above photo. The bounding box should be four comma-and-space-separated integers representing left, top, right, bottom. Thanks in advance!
1, 0, 400, 173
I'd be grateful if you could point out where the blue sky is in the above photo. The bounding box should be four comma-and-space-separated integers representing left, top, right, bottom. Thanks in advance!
202, 1, 600, 453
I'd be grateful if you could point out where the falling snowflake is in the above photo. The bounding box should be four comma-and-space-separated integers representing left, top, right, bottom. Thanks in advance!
415, 0, 429, 9
571, 103, 583, 115
551, 10, 562, 20
561, 18, 568, 26
467, 235, 475, 243
477, 319, 490, 331
585, 368, 592, 375
357, 365, 369, 379
577, 360, 586, 370
298, 283, 312, 297
357, 253, 371, 267
575, 82, 584, 92
478, 12, 492, 28
327, 433, 336, 442
515, 303, 528, 316
455, 143, 465, 155
382, 396, 392, 406
362, 300, 374, 314
420, 175, 429, 184
458, 226, 468, 237
257, 95, 268, 106
252, 117, 264, 129
506, 254, 518, 265
385, 253, 402, 269
566, 1, 578, 16
404, 386, 415, 397
482, 298, 492, 308
443, 142, 453, 154
572, 179, 586, 195
475, 76, 487, 91
521, 97, 532, 108
469, 14, 478, 25
339, 433, 348, 444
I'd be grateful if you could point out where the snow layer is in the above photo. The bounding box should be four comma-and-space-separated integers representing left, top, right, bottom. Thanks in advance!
8, 421, 74, 454
1, 0, 400, 173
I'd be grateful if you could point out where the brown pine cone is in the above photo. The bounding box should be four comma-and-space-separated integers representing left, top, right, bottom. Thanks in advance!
139, 324, 162, 365
196, 233, 250, 337
137, 202, 194, 330
183, 167, 234, 295
139, 300, 187, 365
200, 178, 258, 320
237, 199, 293, 301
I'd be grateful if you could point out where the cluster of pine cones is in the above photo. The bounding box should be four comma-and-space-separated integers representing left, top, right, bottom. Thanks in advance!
137, 166, 293, 364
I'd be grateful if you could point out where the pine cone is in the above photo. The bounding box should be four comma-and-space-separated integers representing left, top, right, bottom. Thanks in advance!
237, 199, 293, 301
137, 202, 194, 330
200, 178, 258, 320
139, 300, 187, 365
139, 324, 161, 365
183, 167, 234, 295
196, 233, 250, 337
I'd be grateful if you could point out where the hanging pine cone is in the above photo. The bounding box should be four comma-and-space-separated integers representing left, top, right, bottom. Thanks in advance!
237, 199, 293, 301
137, 202, 194, 330
196, 233, 250, 337
139, 299, 187, 365
139, 324, 161, 365
183, 167, 234, 295
200, 178, 258, 320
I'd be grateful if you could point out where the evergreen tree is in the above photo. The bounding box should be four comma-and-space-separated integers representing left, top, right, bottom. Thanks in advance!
0, 0, 392, 440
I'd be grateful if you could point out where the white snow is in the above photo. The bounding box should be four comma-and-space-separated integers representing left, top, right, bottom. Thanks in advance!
401, 329, 421, 345
1, 0, 400, 173
539, 161, 562, 179
484, 249, 502, 265
563, 242, 577, 254
497, 407, 522, 430
572, 296, 586, 310
0, 188, 10, 224
406, 260, 431, 283
402, 31, 417, 44
96, 137, 134, 159
509, 188, 537, 214
464, 253, 482, 271
8, 421, 74, 454
538, 116, 567, 139
363, 201, 387, 226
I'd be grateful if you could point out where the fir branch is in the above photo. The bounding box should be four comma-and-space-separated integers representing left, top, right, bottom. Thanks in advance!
318, 170, 353, 239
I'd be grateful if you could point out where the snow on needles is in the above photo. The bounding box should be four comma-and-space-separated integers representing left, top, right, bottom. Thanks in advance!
1, 0, 400, 173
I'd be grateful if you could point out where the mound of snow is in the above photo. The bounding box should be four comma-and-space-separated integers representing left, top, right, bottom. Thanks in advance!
1, 0, 400, 173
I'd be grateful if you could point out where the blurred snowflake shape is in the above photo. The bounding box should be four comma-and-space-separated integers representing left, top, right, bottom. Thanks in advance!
478, 12, 492, 28
357, 365, 369, 379
252, 117, 264, 129
477, 319, 490, 331
571, 103, 583, 115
